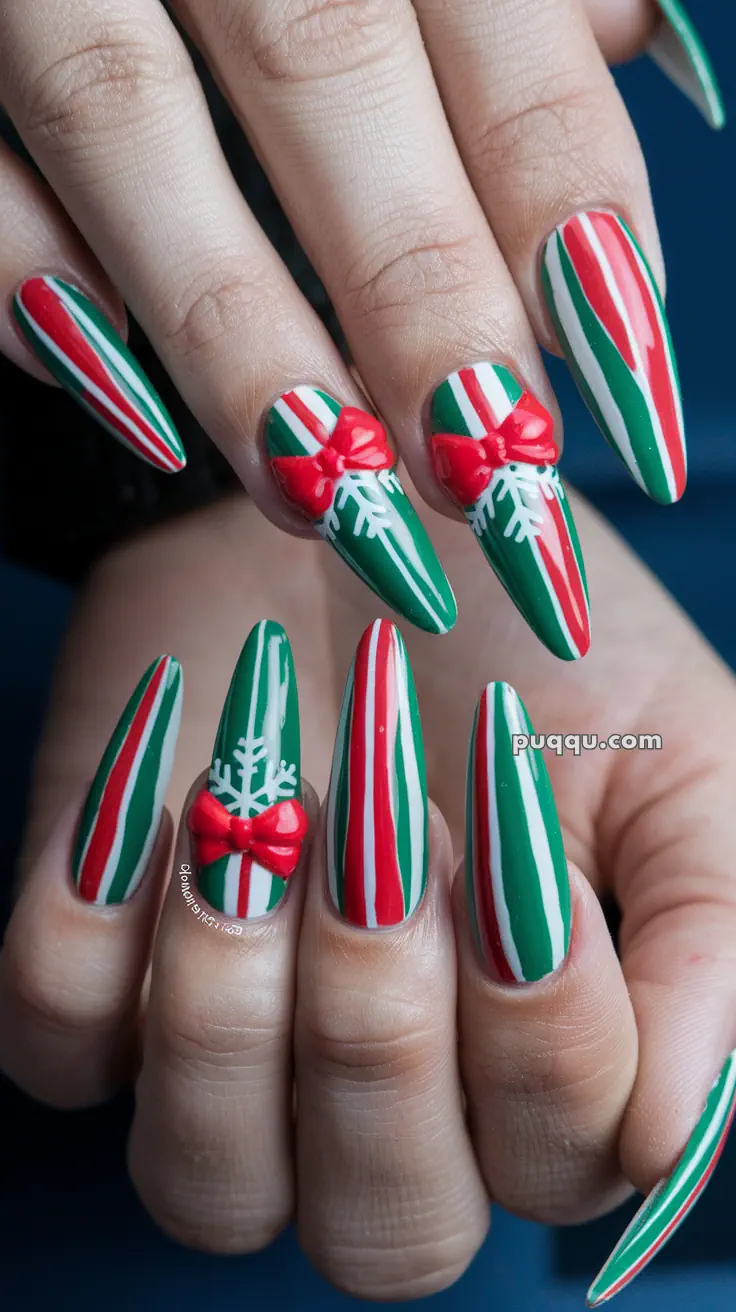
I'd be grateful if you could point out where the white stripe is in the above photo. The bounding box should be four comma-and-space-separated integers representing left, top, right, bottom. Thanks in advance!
523, 477, 582, 659
263, 629, 287, 768
293, 385, 340, 433
543, 231, 648, 494
242, 620, 266, 810
222, 854, 242, 917
218, 623, 267, 919
274, 387, 338, 455
504, 684, 567, 971
245, 863, 274, 918
448, 371, 486, 438
648, 10, 723, 128
362, 621, 381, 929
473, 361, 516, 426
121, 661, 182, 901
484, 687, 525, 982
626, 233, 686, 479
393, 631, 424, 915
326, 664, 355, 910
74, 391, 179, 471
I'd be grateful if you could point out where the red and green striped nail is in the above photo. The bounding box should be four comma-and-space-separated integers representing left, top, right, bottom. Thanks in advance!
326, 619, 428, 928
587, 1048, 736, 1305
13, 276, 186, 472
265, 387, 457, 635
541, 211, 686, 506
430, 363, 590, 661
466, 682, 570, 983
73, 655, 183, 905
649, 1, 725, 131
189, 620, 307, 920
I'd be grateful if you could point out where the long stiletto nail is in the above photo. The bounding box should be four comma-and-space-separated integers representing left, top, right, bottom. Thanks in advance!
73, 656, 183, 904
326, 619, 428, 928
189, 620, 307, 920
648, 1, 725, 131
541, 210, 686, 506
587, 1048, 736, 1306
466, 682, 570, 983
265, 387, 457, 635
430, 362, 590, 660
13, 275, 186, 472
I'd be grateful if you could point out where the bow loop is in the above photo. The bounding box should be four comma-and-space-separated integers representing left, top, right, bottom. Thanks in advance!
271, 405, 395, 519
431, 391, 559, 507
187, 790, 308, 878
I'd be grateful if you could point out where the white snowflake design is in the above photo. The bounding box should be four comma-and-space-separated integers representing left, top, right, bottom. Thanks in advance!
467, 465, 561, 545
317, 471, 397, 543
209, 735, 298, 817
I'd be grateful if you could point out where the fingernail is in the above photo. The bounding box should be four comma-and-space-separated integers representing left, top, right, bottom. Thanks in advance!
587, 1048, 736, 1306
541, 210, 686, 506
13, 275, 186, 473
326, 619, 428, 928
73, 656, 183, 904
649, 1, 725, 130
466, 682, 570, 984
430, 363, 590, 660
265, 387, 457, 635
189, 620, 307, 920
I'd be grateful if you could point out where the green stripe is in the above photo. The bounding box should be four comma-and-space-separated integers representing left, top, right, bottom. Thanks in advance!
430, 379, 470, 436
331, 677, 354, 916
465, 701, 482, 959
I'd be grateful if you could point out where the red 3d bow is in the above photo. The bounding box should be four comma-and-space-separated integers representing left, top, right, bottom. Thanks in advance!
187, 789, 308, 877
271, 406, 395, 519
431, 392, 559, 508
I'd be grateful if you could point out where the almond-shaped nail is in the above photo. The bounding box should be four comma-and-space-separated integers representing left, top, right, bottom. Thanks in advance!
13, 275, 186, 472
430, 362, 590, 660
541, 210, 686, 506
466, 682, 570, 983
265, 386, 457, 635
73, 656, 183, 905
189, 620, 307, 920
649, 0, 725, 130
326, 619, 428, 928
587, 1048, 736, 1306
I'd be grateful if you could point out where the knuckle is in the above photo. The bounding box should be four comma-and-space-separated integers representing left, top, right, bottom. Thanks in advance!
8, 959, 112, 1039
155, 977, 285, 1075
299, 975, 443, 1082
343, 223, 485, 333
235, 0, 411, 83
158, 261, 284, 362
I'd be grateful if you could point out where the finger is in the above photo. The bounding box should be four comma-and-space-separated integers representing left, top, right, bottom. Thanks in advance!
295, 620, 488, 1299
128, 621, 312, 1252
457, 682, 638, 1223
174, 0, 590, 661
0, 655, 182, 1106
0, 1, 455, 633
416, 0, 687, 508
584, 0, 658, 62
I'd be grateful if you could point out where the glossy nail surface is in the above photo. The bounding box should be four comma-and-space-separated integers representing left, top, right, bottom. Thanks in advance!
13, 275, 186, 472
326, 619, 428, 928
587, 1048, 736, 1306
430, 363, 590, 660
542, 211, 686, 506
265, 387, 456, 634
466, 682, 570, 984
649, 0, 725, 130
73, 656, 182, 904
191, 620, 306, 920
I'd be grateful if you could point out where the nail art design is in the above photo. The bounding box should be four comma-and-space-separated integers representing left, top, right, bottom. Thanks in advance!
466, 682, 570, 983
587, 1048, 736, 1306
326, 619, 428, 928
190, 620, 307, 920
542, 211, 686, 506
649, 1, 725, 131
73, 656, 183, 904
13, 276, 186, 472
430, 363, 590, 661
265, 387, 456, 634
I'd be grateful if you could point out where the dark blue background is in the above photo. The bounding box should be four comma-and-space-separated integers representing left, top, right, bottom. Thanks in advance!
1, 3, 735, 1307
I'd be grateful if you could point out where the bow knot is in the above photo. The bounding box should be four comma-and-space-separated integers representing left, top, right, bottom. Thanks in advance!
271, 405, 394, 520
431, 391, 559, 508
187, 789, 308, 879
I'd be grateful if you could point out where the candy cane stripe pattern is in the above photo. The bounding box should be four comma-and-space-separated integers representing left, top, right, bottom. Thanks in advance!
466, 682, 570, 983
587, 1049, 736, 1305
266, 387, 457, 635
73, 656, 183, 905
14, 276, 186, 473
430, 363, 589, 661
326, 620, 428, 928
648, 0, 725, 131
196, 620, 303, 920
541, 211, 686, 506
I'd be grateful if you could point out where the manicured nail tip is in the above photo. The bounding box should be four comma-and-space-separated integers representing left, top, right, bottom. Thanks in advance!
265, 386, 456, 635
466, 682, 570, 984
649, 0, 726, 130
541, 211, 686, 507
430, 363, 590, 660
586, 1048, 736, 1305
326, 619, 428, 929
192, 620, 306, 921
73, 656, 182, 905
13, 275, 186, 473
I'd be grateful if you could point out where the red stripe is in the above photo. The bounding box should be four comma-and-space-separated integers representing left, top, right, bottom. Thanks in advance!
459, 366, 500, 432
236, 855, 252, 919
343, 628, 370, 927
535, 489, 590, 657
282, 390, 331, 446
561, 217, 637, 370
77, 659, 167, 901
371, 625, 405, 925
20, 279, 175, 469
473, 690, 516, 983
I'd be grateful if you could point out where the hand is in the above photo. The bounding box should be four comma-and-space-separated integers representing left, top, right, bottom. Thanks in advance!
3, 487, 735, 1301
0, 0, 722, 649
